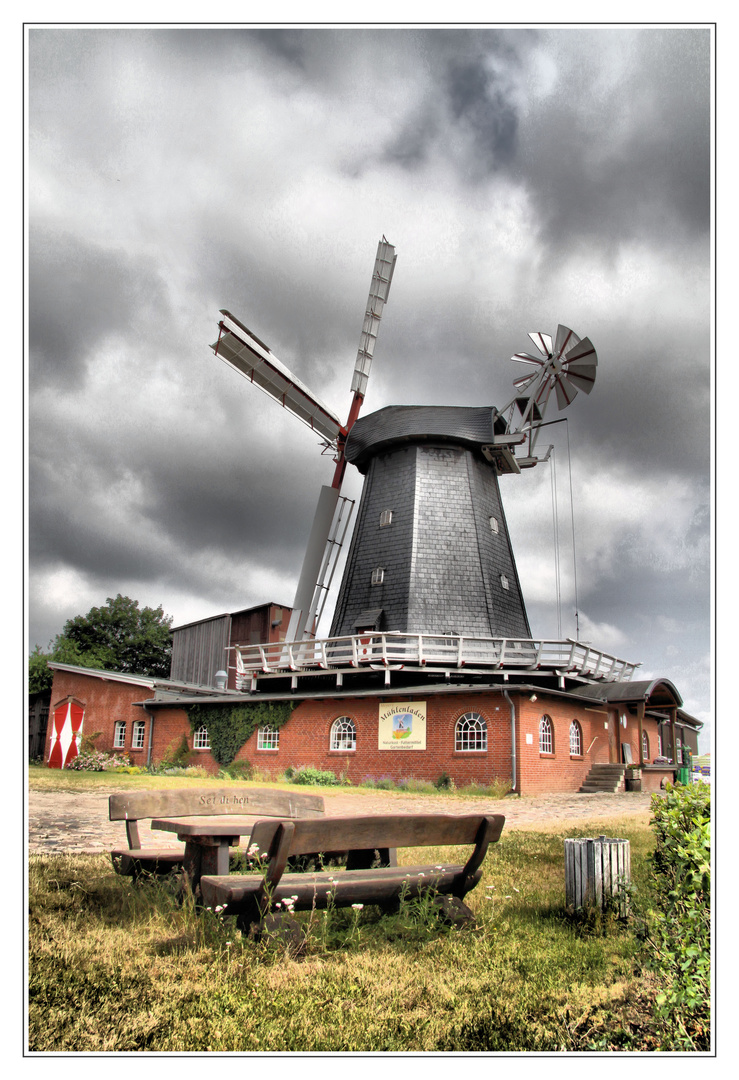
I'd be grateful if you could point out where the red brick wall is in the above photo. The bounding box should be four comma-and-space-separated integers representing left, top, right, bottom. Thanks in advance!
43, 669, 661, 793
45, 670, 158, 766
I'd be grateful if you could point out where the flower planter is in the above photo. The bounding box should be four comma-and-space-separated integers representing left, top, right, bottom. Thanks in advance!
625, 769, 642, 792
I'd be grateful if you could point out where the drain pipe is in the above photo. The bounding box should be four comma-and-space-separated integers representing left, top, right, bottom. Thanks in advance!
143, 704, 156, 767
502, 689, 517, 794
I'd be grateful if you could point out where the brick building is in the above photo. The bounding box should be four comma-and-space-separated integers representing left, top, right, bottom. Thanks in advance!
44, 644, 701, 795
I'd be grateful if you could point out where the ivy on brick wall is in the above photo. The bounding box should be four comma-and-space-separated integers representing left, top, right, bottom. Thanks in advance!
186, 700, 294, 767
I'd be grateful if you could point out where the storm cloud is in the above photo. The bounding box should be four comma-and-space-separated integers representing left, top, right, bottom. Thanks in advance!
27, 25, 712, 746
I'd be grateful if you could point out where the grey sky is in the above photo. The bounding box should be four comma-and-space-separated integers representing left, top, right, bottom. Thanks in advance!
27, 25, 712, 746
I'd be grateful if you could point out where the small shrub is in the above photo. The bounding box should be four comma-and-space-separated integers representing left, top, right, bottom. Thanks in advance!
290, 766, 341, 787
79, 730, 102, 754
222, 760, 254, 781
435, 772, 455, 791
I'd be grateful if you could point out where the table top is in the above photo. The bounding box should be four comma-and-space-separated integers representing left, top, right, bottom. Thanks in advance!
151, 816, 260, 838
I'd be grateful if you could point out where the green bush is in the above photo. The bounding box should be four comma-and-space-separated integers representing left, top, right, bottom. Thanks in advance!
290, 766, 341, 787
222, 760, 254, 781
643, 782, 710, 1050
434, 772, 455, 791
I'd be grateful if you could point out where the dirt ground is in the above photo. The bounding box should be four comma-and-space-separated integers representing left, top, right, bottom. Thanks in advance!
28, 786, 656, 854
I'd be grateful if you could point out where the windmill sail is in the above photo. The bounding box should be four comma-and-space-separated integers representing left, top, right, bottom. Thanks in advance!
212, 311, 343, 447
212, 238, 396, 648
351, 237, 397, 398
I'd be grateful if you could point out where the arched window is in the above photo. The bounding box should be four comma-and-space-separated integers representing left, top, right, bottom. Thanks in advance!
257, 726, 279, 750
193, 724, 210, 749
642, 730, 650, 762
455, 712, 488, 752
569, 720, 582, 756
330, 716, 356, 751
539, 715, 554, 755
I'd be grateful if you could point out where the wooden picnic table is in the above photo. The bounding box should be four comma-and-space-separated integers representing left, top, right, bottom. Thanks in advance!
151, 815, 260, 890
151, 813, 396, 893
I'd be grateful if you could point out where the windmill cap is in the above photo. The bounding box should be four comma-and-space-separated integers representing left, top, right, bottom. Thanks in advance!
345, 404, 501, 471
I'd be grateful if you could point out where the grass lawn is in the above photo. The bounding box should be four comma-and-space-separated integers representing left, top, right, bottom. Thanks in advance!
28, 807, 662, 1052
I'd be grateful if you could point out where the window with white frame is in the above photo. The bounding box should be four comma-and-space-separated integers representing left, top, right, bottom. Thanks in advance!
330, 716, 356, 751
455, 712, 488, 752
379, 510, 393, 527
132, 720, 145, 750
257, 726, 279, 750
539, 715, 554, 754
489, 516, 499, 534
642, 730, 650, 761
569, 720, 582, 756
193, 724, 210, 750
500, 574, 509, 590
371, 567, 384, 585
113, 720, 126, 748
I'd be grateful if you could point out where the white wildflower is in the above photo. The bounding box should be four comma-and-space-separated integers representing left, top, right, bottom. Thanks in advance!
351, 903, 364, 910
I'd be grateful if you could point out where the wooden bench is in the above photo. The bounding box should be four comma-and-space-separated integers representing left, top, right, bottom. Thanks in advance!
109, 786, 325, 879
200, 812, 505, 931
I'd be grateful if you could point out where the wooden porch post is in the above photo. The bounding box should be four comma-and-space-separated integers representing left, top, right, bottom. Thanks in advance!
637, 701, 645, 764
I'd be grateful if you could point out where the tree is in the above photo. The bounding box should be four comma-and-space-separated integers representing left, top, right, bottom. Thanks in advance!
29, 595, 174, 688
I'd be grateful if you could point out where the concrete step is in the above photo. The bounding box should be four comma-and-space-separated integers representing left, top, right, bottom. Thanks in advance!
579, 763, 625, 794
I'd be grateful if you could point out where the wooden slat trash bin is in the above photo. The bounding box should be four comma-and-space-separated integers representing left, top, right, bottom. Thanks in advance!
564, 836, 630, 916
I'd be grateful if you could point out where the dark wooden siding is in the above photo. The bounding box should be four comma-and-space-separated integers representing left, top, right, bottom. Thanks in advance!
170, 615, 231, 687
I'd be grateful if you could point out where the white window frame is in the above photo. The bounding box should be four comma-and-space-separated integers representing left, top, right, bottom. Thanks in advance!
642, 730, 650, 762
257, 726, 279, 751
539, 715, 554, 755
132, 720, 146, 750
569, 720, 582, 756
455, 712, 488, 752
489, 516, 499, 534
379, 510, 393, 527
371, 567, 384, 586
330, 716, 356, 752
113, 720, 126, 749
193, 724, 210, 750
500, 574, 509, 590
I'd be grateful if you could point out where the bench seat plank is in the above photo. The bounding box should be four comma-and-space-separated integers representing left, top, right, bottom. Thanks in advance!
200, 812, 504, 931
201, 862, 476, 913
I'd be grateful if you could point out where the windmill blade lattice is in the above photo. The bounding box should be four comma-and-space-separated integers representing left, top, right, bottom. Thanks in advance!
511, 324, 598, 413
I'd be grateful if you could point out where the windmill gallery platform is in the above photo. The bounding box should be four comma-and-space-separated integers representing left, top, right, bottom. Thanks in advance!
41, 240, 702, 791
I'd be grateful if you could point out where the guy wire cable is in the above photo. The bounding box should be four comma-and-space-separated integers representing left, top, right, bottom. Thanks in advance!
565, 419, 581, 641
550, 444, 562, 639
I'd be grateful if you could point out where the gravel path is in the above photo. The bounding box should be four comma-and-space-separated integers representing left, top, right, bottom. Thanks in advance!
28, 786, 656, 855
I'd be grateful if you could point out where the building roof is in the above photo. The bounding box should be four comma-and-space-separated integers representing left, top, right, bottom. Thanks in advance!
171, 601, 291, 633
47, 662, 224, 697
568, 678, 683, 707
345, 405, 496, 470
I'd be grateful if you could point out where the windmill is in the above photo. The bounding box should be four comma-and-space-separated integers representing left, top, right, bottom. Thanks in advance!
213, 238, 598, 650
211, 238, 397, 644
328, 324, 597, 642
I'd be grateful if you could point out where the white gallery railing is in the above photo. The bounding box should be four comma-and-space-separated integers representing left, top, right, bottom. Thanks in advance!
232, 632, 639, 686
